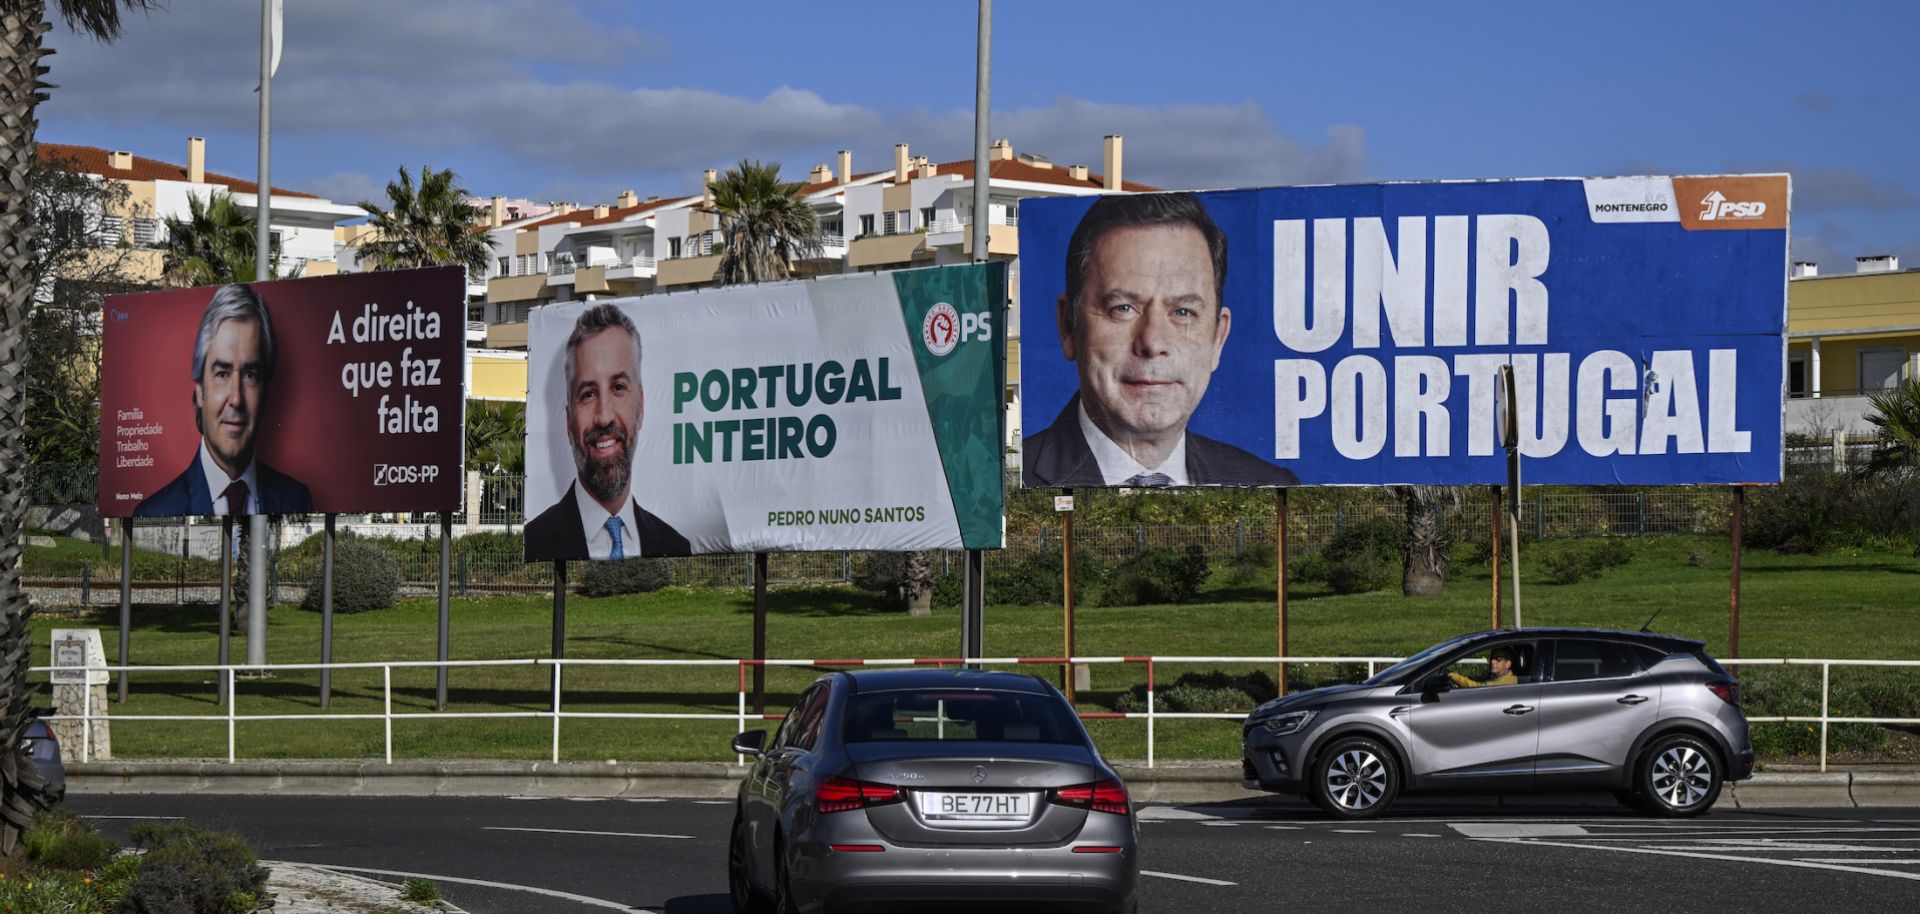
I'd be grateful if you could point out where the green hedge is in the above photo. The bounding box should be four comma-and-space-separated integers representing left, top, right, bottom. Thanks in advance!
299, 538, 401, 613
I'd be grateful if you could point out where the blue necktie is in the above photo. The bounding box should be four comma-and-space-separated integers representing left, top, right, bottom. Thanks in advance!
605, 517, 626, 559
1123, 472, 1173, 487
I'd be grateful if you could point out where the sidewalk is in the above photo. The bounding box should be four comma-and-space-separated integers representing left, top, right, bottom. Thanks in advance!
268, 862, 468, 914
68, 759, 1920, 808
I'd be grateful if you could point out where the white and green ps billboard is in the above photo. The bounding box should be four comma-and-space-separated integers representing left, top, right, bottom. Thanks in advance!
523, 263, 1007, 560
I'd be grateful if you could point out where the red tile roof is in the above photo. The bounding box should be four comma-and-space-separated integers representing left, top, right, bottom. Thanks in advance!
797, 170, 889, 197
932, 157, 1158, 192
38, 142, 324, 199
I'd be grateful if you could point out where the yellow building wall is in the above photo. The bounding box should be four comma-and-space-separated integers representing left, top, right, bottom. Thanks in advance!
1789, 272, 1920, 335
469, 354, 528, 401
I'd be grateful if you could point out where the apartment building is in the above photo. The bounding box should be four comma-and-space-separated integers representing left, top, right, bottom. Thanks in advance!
40, 137, 363, 286
1786, 255, 1920, 436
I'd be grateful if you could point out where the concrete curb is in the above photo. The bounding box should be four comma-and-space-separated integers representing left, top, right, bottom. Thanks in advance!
68, 760, 1920, 808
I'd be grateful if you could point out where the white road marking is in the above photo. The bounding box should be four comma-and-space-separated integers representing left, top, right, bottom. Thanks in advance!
1136, 807, 1220, 821
1451, 823, 1591, 838
82, 815, 185, 820
484, 826, 692, 840
1477, 837, 1920, 882
1141, 870, 1236, 887
1265, 825, 1303, 831
1797, 859, 1920, 865
1332, 829, 1373, 834
1643, 843, 1916, 853
693, 800, 731, 805
1404, 833, 1443, 838
311, 864, 658, 912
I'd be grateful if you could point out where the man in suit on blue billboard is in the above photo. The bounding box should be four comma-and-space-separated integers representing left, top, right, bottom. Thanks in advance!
1023, 193, 1298, 488
135, 284, 313, 517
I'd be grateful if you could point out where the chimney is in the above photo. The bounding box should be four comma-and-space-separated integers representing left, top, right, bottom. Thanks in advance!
1103, 135, 1123, 191
1856, 254, 1900, 274
1791, 261, 1818, 279
703, 168, 717, 206
490, 195, 505, 228
837, 150, 852, 185
894, 144, 910, 183
617, 189, 637, 209
108, 150, 133, 171
810, 163, 833, 184
990, 138, 1013, 161
188, 136, 206, 184
555, 202, 575, 215
593, 204, 611, 219
919, 161, 937, 179
1069, 164, 1089, 182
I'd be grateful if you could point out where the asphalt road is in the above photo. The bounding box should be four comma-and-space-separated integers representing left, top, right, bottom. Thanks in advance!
68, 794, 1920, 913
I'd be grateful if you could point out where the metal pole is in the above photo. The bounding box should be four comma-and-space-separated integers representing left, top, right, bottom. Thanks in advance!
1489, 485, 1502, 629
961, 0, 992, 670
436, 513, 451, 711
552, 560, 566, 701
753, 552, 768, 713
219, 517, 232, 704
117, 518, 131, 703
1730, 486, 1744, 664
1277, 488, 1289, 697
1062, 493, 1075, 702
246, 0, 274, 668
320, 515, 335, 708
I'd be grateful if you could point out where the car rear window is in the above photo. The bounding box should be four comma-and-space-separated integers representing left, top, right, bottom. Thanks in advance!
844, 689, 1084, 744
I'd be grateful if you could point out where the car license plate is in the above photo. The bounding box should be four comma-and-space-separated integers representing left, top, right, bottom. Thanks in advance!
916, 791, 1031, 820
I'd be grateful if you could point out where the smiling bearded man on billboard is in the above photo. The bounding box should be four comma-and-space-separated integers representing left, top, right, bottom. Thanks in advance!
1022, 193, 1298, 487
525, 303, 690, 560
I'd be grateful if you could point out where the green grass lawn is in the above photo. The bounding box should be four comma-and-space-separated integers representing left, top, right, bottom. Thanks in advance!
28, 534, 1920, 763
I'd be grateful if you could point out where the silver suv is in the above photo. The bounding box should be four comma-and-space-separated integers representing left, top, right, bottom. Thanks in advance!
1242, 629, 1754, 819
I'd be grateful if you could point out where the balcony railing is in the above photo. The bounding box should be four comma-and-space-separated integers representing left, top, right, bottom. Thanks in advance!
927, 213, 1018, 234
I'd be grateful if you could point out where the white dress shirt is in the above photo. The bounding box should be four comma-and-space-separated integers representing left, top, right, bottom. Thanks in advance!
1076, 402, 1189, 486
198, 440, 261, 514
574, 482, 642, 559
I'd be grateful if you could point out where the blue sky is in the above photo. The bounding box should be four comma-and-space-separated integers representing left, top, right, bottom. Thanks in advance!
39, 0, 1920, 272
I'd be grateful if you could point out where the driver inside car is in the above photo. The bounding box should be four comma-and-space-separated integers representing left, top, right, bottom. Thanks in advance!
1449, 645, 1519, 688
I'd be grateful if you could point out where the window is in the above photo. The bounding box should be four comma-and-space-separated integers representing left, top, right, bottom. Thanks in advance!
467, 305, 485, 323
1436, 641, 1536, 687
819, 217, 843, 239
498, 257, 510, 277
859, 214, 875, 237
1859, 348, 1907, 392
669, 237, 683, 259
1788, 354, 1808, 399
882, 211, 896, 235
844, 689, 1082, 744
1549, 640, 1642, 682
777, 685, 831, 752
920, 207, 935, 229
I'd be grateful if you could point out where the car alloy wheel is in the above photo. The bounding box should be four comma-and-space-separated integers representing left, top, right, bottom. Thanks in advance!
1313, 736, 1399, 819
1639, 734, 1722, 817
772, 837, 800, 914
729, 819, 770, 914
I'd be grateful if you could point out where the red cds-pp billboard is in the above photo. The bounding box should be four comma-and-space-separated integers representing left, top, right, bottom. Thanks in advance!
98, 266, 466, 518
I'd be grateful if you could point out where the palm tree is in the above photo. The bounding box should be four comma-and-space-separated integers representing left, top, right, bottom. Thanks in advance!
1866, 378, 1920, 473
161, 189, 276, 286
2, 0, 159, 858
711, 159, 822, 284
1394, 485, 1456, 596
355, 165, 491, 277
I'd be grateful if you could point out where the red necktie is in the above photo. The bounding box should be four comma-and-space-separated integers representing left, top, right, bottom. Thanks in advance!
223, 479, 251, 517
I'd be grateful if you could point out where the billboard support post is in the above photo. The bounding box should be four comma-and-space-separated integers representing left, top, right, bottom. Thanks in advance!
959, 0, 992, 671
218, 517, 232, 704
1276, 488, 1289, 697
117, 518, 130, 703
1497, 363, 1523, 630
1490, 485, 1502, 629
552, 560, 566, 700
434, 514, 451, 711
245, 0, 274, 671
319, 514, 334, 708
1062, 491, 1075, 703
1730, 486, 1744, 666
752, 552, 768, 714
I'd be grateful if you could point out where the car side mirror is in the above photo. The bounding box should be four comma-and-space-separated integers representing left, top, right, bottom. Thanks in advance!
731, 729, 768, 757
1422, 674, 1453, 698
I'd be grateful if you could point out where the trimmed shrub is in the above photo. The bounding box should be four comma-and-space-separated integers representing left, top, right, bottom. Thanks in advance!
1320, 518, 1401, 595
123, 822, 269, 914
1538, 545, 1595, 585
1115, 670, 1277, 713
23, 808, 118, 871
300, 538, 402, 613
1097, 545, 1209, 606
579, 558, 671, 597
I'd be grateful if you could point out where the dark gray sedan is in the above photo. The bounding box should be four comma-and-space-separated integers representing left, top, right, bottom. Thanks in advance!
729, 668, 1137, 914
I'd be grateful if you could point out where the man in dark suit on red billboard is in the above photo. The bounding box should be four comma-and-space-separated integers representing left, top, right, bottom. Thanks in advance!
135, 283, 313, 517
525, 303, 689, 560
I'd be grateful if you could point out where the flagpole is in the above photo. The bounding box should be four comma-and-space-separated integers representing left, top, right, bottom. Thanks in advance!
247, 0, 274, 666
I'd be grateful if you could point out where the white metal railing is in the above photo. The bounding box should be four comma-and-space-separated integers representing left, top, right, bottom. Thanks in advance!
550, 260, 576, 276
927, 214, 1019, 234
34, 655, 1917, 772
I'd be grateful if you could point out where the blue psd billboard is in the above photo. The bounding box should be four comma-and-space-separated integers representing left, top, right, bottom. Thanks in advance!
1017, 176, 1788, 487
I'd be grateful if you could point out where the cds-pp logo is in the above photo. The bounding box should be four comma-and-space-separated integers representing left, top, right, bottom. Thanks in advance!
1699, 190, 1767, 221
921, 302, 990, 357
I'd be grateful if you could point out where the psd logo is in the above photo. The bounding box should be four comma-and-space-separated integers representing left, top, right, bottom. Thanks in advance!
1699, 190, 1767, 221
921, 302, 991, 357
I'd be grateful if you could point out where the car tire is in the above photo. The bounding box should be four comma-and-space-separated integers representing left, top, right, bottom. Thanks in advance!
772, 835, 800, 914
729, 817, 771, 914
1635, 733, 1723, 817
1310, 736, 1400, 819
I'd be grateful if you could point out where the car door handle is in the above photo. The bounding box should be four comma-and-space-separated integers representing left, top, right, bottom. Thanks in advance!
1617, 694, 1650, 705
1503, 704, 1535, 716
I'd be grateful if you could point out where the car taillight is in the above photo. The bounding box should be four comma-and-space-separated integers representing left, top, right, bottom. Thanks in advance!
1707, 680, 1739, 706
816, 776, 904, 814
1049, 779, 1130, 816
